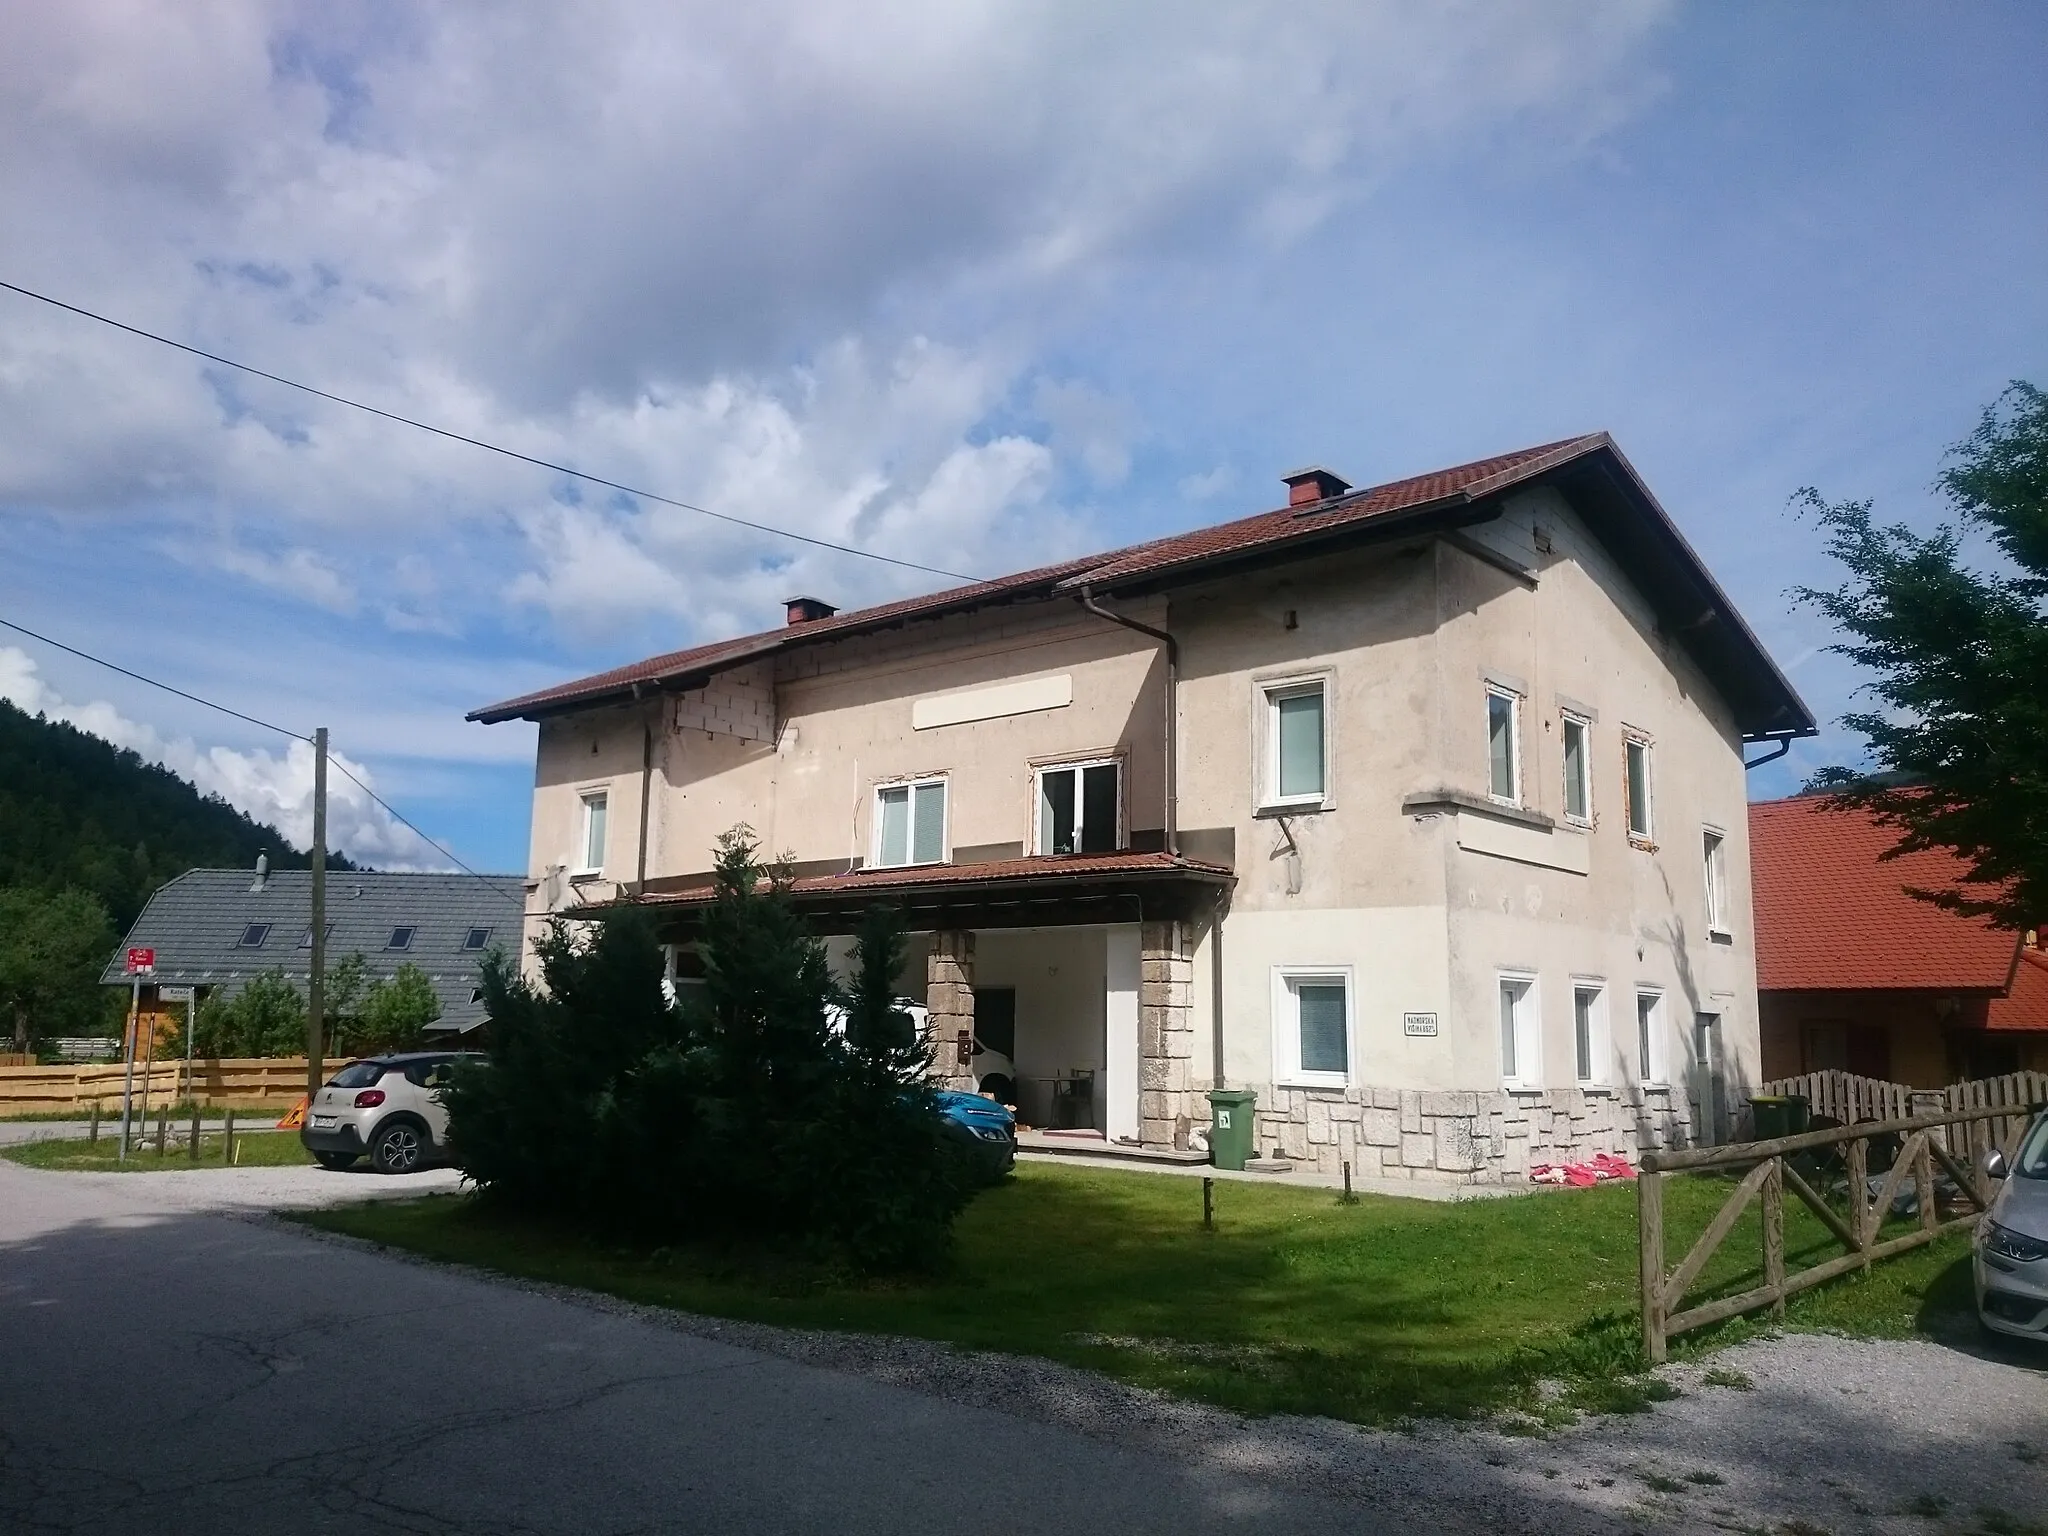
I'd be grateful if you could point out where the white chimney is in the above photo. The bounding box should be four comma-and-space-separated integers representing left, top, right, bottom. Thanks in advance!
250, 851, 269, 893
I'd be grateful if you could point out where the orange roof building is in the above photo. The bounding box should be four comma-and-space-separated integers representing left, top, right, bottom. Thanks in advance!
1749, 795, 2043, 1085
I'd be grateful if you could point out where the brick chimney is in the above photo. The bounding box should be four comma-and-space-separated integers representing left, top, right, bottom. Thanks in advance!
1282, 466, 1352, 507
785, 596, 836, 625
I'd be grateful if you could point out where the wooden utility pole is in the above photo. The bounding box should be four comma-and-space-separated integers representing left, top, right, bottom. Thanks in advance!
306, 727, 328, 1101
118, 976, 139, 1161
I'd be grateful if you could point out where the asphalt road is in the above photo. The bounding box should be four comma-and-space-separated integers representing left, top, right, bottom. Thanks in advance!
7, 1158, 2042, 1534
0, 1159, 1388, 1535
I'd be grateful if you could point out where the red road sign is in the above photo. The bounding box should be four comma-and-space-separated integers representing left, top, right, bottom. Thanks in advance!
125, 947, 155, 973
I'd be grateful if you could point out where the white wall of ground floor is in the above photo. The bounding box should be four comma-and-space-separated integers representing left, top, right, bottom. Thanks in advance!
1209, 901, 1757, 1181
827, 899, 1756, 1182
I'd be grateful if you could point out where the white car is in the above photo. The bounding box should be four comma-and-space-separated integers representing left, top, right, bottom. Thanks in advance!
300, 1052, 478, 1174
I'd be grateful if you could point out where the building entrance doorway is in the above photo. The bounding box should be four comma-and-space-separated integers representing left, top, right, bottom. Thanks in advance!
972, 987, 1017, 1105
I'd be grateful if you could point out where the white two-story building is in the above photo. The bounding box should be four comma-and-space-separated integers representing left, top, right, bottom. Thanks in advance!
474, 435, 1814, 1182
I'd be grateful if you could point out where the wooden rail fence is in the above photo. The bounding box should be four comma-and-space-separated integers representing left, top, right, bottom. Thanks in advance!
0, 1058, 310, 1114
1638, 1101, 2038, 1363
1755, 1068, 2046, 1172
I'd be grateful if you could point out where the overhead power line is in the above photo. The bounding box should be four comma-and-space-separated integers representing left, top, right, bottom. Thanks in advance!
0, 614, 519, 893
0, 614, 306, 742
0, 278, 982, 583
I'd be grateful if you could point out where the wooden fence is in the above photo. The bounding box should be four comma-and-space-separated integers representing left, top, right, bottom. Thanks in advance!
0, 1058, 310, 1114
1637, 1101, 2036, 1363
1757, 1068, 2047, 1172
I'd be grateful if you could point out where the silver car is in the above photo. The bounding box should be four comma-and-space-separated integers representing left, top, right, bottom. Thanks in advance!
1974, 1107, 2048, 1343
300, 1052, 478, 1174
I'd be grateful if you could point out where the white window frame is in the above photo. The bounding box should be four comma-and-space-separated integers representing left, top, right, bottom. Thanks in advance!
1497, 970, 1541, 1089
1560, 711, 1593, 827
1622, 732, 1655, 845
1032, 756, 1124, 856
576, 790, 609, 876
1486, 685, 1523, 807
1259, 676, 1330, 811
1571, 979, 1608, 1087
1271, 965, 1353, 1089
1703, 826, 1730, 937
872, 774, 949, 869
1636, 986, 1666, 1086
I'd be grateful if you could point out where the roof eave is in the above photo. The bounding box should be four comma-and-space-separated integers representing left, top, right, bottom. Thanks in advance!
467, 575, 1081, 724
1548, 441, 1818, 741
1055, 491, 1484, 599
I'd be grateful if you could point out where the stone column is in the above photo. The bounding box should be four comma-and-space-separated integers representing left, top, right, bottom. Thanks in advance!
925, 929, 977, 1089
1138, 919, 1196, 1147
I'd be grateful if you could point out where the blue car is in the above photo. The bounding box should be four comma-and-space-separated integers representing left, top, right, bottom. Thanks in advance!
935, 1090, 1016, 1179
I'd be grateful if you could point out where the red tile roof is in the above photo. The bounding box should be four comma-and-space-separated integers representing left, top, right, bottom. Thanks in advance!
473, 431, 1814, 736
640, 850, 1231, 907
1749, 796, 2021, 993
473, 435, 1612, 723
1986, 948, 2048, 1033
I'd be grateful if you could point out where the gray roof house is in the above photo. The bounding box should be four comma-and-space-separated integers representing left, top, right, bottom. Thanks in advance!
102, 861, 525, 1034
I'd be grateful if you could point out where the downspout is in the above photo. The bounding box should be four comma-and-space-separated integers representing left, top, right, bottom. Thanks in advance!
1077, 586, 1178, 857
632, 682, 655, 895
1209, 885, 1228, 1091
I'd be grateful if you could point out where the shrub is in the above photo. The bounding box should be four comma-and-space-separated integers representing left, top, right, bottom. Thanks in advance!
335, 962, 441, 1056
191, 968, 307, 1057
186, 954, 446, 1060
444, 828, 979, 1269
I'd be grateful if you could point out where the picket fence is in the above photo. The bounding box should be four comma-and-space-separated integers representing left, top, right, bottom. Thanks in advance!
1756, 1068, 2047, 1169
0, 1057, 310, 1113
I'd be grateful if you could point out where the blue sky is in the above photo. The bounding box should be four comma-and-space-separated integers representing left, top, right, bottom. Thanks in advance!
0, 1, 2041, 875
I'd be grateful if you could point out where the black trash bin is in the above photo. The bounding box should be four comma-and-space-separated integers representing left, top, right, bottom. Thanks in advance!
1749, 1094, 1811, 1141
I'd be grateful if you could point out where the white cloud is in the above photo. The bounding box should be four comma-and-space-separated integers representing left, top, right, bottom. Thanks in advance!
210, 542, 356, 611
0, 646, 452, 870
1177, 466, 1236, 501
0, 0, 1673, 644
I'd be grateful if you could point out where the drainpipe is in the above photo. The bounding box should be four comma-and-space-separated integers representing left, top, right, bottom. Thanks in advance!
1077, 586, 1177, 857
1209, 886, 1228, 1091
632, 682, 655, 895
1742, 733, 1798, 771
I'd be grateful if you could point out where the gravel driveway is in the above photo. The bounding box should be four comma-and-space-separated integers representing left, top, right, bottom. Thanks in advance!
325, 1235, 2046, 1536
4, 1156, 2042, 1534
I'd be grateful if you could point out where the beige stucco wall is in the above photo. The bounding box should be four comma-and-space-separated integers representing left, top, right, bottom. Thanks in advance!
1427, 490, 1760, 1109
1167, 487, 1760, 1133
513, 480, 1769, 1163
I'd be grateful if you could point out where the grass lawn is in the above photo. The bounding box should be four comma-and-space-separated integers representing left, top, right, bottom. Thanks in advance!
3, 1130, 316, 1171
292, 1161, 1975, 1427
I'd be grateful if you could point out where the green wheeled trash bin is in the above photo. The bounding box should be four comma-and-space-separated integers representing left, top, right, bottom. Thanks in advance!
1207, 1088, 1258, 1172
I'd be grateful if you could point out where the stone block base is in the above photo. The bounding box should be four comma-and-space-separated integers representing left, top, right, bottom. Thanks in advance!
1204, 1083, 1698, 1184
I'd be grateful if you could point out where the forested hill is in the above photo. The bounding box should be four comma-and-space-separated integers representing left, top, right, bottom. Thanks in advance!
0, 698, 357, 931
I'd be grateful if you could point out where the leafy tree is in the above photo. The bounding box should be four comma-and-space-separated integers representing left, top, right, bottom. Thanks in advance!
342, 963, 442, 1055
322, 952, 369, 1053
445, 826, 979, 1270
0, 885, 118, 1052
191, 969, 307, 1059
1796, 381, 2048, 927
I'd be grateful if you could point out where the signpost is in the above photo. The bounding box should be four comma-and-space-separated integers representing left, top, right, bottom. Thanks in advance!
1403, 1011, 1440, 1038
118, 949, 155, 1160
